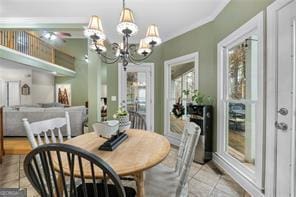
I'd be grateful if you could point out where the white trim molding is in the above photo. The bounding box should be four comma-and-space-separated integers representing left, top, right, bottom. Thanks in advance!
0, 17, 88, 26
213, 153, 264, 197
164, 52, 199, 146
0, 0, 230, 43
0, 45, 76, 77
163, 0, 230, 42
216, 12, 265, 195
118, 63, 155, 131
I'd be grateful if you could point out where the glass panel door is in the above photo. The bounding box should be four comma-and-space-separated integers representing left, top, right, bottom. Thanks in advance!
126, 71, 147, 120
119, 64, 154, 130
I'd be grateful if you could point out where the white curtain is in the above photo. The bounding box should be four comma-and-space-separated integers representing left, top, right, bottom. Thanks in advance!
7, 81, 20, 106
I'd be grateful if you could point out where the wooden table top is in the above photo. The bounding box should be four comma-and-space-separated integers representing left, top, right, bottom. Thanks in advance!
53, 129, 171, 178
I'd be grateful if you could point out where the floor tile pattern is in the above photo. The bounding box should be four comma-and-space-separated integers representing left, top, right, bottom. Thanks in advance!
0, 149, 251, 197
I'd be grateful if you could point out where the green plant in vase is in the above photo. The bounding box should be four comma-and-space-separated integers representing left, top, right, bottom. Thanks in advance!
113, 106, 130, 131
183, 89, 214, 105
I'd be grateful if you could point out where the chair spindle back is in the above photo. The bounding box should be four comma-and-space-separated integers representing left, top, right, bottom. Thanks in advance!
24, 143, 126, 197
128, 111, 147, 130
23, 112, 71, 149
175, 122, 201, 196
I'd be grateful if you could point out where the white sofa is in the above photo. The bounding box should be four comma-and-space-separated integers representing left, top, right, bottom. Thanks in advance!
3, 105, 87, 137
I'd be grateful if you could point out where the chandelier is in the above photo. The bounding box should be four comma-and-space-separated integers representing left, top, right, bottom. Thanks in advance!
84, 0, 162, 71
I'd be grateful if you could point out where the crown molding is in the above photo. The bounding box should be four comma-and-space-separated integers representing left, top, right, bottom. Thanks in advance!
0, 17, 88, 28
0, 0, 230, 42
162, 0, 230, 43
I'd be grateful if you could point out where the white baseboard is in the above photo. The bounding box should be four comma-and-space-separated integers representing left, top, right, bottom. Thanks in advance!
212, 153, 264, 197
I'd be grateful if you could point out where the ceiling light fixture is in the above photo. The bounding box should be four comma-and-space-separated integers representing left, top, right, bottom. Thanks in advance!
43, 32, 57, 41
84, 0, 161, 71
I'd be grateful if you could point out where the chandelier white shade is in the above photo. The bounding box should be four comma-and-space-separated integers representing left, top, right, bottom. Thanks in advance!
84, 0, 161, 71
145, 24, 162, 46
84, 16, 106, 40
117, 8, 138, 36
137, 39, 151, 56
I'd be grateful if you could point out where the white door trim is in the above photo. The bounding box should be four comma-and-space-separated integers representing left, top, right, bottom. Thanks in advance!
266, 0, 296, 196
164, 52, 199, 146
118, 63, 155, 131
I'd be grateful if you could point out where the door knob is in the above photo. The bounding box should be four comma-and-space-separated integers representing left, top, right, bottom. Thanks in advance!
275, 121, 288, 131
278, 108, 288, 116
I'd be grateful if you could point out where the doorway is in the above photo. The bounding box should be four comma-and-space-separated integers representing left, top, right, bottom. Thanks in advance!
6, 81, 21, 106
266, 0, 296, 196
118, 63, 154, 131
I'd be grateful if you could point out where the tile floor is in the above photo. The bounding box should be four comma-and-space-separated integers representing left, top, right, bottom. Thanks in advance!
161, 148, 251, 197
0, 149, 250, 197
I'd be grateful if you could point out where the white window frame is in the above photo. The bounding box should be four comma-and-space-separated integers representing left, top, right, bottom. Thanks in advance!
215, 12, 264, 195
164, 52, 199, 146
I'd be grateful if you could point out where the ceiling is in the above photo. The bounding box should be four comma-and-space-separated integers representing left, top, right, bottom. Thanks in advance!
172, 62, 194, 79
0, 0, 230, 43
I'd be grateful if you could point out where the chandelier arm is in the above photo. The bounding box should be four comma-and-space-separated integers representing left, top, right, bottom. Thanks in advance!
98, 50, 119, 61
129, 48, 154, 62
111, 42, 120, 48
92, 41, 119, 61
128, 56, 142, 65
128, 44, 138, 56
128, 44, 137, 50
99, 53, 120, 64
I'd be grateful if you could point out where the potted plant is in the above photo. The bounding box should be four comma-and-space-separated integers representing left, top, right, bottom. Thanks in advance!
183, 89, 214, 105
113, 106, 130, 129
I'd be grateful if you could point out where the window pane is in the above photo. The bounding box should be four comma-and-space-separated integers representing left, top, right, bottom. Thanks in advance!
225, 35, 258, 171
174, 77, 182, 100
126, 72, 147, 117
228, 36, 258, 100
226, 102, 256, 170
169, 62, 195, 135
183, 71, 195, 99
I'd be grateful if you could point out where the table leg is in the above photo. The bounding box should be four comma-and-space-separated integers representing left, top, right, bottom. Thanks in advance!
134, 171, 144, 197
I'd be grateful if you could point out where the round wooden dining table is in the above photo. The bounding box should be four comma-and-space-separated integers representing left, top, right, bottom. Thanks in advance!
54, 129, 171, 197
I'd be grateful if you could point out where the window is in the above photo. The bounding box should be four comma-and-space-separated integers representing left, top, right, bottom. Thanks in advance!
225, 37, 258, 170
217, 12, 264, 189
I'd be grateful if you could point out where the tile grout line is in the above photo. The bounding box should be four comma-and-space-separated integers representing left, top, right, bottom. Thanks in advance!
189, 165, 201, 181
208, 175, 222, 196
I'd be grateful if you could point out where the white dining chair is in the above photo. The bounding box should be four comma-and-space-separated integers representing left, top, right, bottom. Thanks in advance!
144, 122, 201, 197
22, 112, 71, 149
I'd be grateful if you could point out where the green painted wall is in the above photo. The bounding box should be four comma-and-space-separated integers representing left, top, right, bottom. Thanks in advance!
52, 0, 274, 143
55, 39, 88, 106
107, 0, 273, 138
160, 0, 273, 150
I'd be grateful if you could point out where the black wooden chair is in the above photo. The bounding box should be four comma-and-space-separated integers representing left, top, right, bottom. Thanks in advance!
24, 143, 136, 197
128, 111, 147, 130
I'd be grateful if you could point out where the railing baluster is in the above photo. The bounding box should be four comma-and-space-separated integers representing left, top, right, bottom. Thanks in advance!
0, 30, 75, 70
